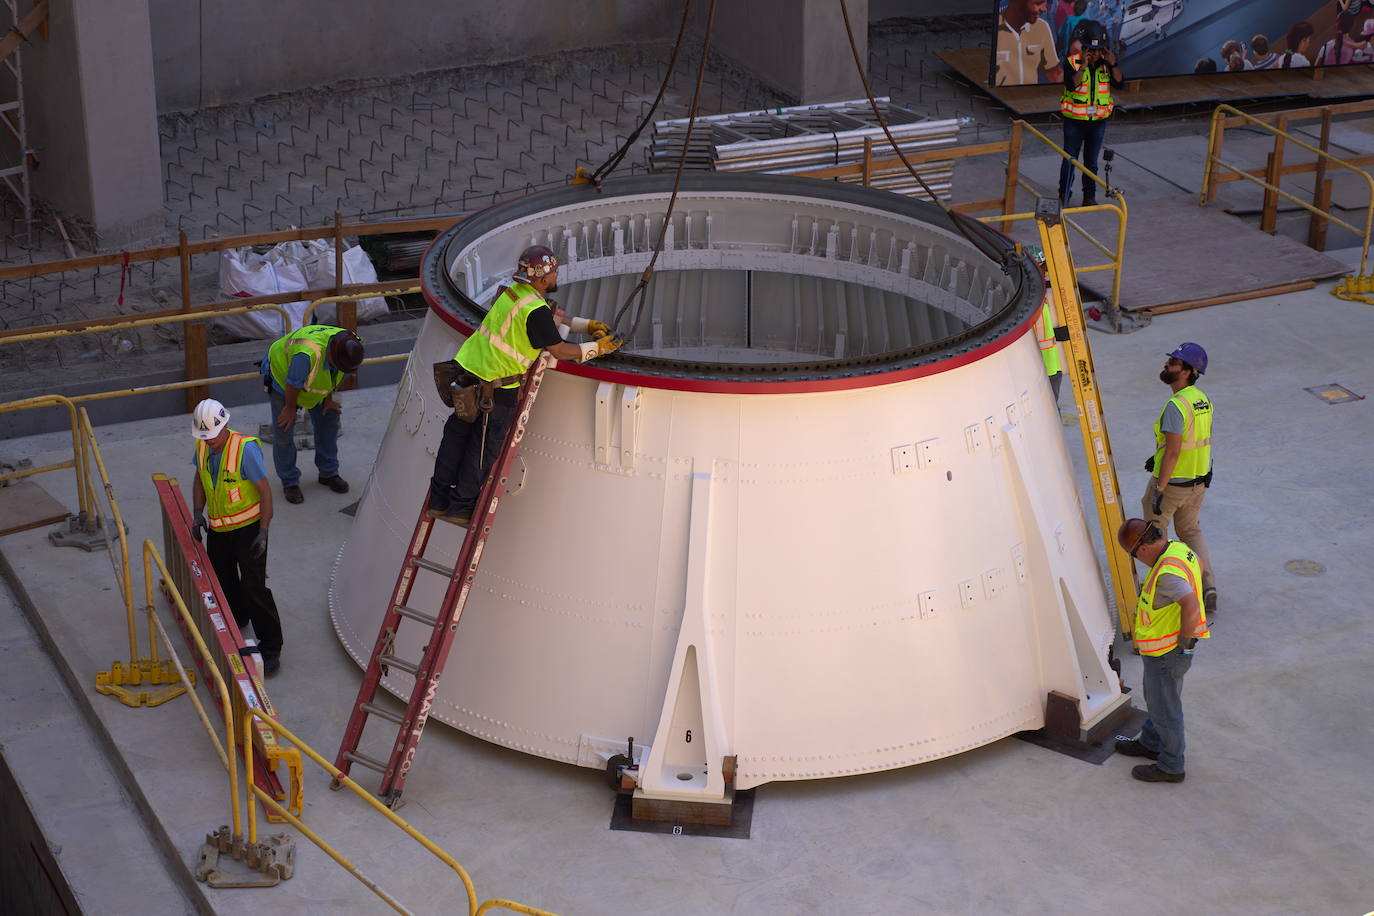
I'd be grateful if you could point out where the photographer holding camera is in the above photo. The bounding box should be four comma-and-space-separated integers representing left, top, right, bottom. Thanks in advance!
1057, 21, 1122, 208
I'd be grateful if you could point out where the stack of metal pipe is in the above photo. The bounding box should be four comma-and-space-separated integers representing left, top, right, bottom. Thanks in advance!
650, 98, 963, 200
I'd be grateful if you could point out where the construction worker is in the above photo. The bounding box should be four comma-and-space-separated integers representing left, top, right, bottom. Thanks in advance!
1028, 245, 1065, 401
191, 399, 282, 676
1143, 342, 1216, 615
1113, 518, 1209, 783
1057, 20, 1122, 207
426, 245, 621, 525
261, 324, 365, 504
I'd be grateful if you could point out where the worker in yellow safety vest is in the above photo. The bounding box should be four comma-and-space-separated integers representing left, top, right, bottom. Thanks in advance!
1143, 341, 1216, 616
425, 244, 623, 526
1113, 518, 1209, 783
191, 398, 282, 676
261, 324, 365, 505
1057, 20, 1122, 208
1027, 245, 1066, 402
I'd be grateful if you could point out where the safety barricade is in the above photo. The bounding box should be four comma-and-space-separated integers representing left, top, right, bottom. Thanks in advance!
151, 473, 302, 825
243, 708, 559, 915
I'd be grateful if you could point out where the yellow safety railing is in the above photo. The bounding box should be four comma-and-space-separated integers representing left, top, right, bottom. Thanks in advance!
144, 540, 240, 838
243, 709, 558, 916
303, 286, 420, 327
0, 393, 93, 517
989, 120, 1128, 314
0, 301, 289, 346
1201, 103, 1373, 280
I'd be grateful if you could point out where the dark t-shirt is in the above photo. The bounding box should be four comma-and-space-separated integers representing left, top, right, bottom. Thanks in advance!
474, 304, 564, 407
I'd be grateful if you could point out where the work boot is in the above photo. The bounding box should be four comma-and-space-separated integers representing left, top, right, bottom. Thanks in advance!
263, 655, 281, 677
1203, 587, 1217, 617
1115, 738, 1159, 760
283, 485, 304, 504
1131, 763, 1184, 783
437, 509, 471, 528
319, 475, 350, 494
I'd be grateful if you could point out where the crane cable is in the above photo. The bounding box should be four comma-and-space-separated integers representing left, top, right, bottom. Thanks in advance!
580, 0, 695, 188
836, 0, 1020, 273
609, 0, 719, 343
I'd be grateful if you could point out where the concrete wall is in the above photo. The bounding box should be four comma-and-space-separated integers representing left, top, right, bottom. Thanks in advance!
708, 0, 867, 104
150, 0, 680, 112
25, 0, 163, 246
0, 751, 80, 916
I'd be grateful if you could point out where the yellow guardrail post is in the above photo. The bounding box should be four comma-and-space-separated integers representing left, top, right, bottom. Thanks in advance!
80, 410, 191, 706
0, 394, 92, 520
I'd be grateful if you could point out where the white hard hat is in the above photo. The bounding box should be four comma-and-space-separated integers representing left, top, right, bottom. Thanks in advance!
192, 399, 230, 440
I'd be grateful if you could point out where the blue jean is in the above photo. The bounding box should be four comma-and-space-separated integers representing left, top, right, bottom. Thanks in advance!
1059, 117, 1107, 203
267, 386, 340, 486
1138, 647, 1193, 774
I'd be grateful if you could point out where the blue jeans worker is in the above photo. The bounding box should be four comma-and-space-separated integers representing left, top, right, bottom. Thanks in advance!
260, 324, 365, 504
1057, 21, 1122, 206
1113, 518, 1210, 783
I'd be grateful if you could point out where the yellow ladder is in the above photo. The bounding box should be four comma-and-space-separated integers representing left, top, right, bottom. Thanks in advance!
1034, 199, 1138, 636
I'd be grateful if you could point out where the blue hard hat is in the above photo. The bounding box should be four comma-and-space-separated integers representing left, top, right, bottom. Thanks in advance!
1167, 342, 1207, 375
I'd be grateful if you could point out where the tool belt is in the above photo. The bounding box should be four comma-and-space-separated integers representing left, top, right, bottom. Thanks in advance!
1167, 469, 1213, 489
432, 361, 521, 423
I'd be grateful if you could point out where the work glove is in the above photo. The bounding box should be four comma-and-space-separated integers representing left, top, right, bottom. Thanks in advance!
567, 317, 613, 338
1151, 489, 1164, 516
1143, 454, 1155, 473
578, 335, 623, 362
250, 528, 269, 560
192, 510, 207, 542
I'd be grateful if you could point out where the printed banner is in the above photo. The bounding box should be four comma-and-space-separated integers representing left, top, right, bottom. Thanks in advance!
989, 0, 1372, 86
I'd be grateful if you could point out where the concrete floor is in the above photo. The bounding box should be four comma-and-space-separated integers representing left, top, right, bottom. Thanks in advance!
2, 262, 1372, 914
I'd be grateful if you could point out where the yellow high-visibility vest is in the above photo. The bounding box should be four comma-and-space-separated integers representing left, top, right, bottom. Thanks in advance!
1060, 63, 1114, 120
1037, 298, 1061, 376
267, 325, 346, 409
196, 431, 263, 532
1151, 385, 1213, 480
454, 283, 546, 388
1134, 540, 1210, 657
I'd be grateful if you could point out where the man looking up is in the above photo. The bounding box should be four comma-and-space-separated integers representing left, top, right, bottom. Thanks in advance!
1143, 342, 1217, 615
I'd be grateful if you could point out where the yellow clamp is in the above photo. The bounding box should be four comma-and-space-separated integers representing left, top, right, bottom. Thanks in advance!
95, 657, 194, 708
1332, 273, 1374, 304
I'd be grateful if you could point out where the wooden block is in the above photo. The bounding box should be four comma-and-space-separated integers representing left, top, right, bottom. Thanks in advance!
632, 790, 735, 827
0, 480, 70, 536
1044, 690, 1081, 742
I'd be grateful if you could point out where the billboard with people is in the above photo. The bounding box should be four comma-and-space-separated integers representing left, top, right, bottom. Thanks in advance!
990, 0, 1373, 86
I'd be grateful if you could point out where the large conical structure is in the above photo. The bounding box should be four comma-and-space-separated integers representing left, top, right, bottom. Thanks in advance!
330, 174, 1123, 800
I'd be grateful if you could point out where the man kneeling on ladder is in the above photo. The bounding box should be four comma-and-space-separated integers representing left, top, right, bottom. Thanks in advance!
426, 244, 622, 526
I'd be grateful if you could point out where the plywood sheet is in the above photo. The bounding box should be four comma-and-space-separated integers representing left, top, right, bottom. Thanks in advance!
0, 481, 70, 536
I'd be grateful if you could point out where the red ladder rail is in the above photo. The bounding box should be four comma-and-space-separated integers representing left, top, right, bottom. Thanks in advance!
331, 353, 551, 807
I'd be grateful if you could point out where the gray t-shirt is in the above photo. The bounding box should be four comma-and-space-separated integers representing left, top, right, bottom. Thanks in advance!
1152, 569, 1192, 609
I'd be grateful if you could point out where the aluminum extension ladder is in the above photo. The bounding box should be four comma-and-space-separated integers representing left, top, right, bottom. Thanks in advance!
1034, 198, 1139, 637
331, 353, 551, 808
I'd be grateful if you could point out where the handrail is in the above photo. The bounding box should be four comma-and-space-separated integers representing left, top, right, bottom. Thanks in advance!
0, 394, 91, 516
78, 407, 136, 658
144, 540, 240, 838
243, 709, 558, 916
1201, 103, 1373, 277
302, 286, 421, 327
0, 302, 290, 346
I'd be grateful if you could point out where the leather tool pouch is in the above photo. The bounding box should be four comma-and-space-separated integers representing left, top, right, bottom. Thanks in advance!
433, 360, 485, 422
451, 384, 482, 422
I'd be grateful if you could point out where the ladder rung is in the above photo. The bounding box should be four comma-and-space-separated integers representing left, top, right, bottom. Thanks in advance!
343, 751, 388, 774
394, 604, 438, 627
410, 556, 455, 578
378, 654, 420, 676
360, 702, 404, 726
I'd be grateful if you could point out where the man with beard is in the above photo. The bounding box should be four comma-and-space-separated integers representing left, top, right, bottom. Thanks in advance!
1142, 343, 1216, 616
425, 245, 622, 526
